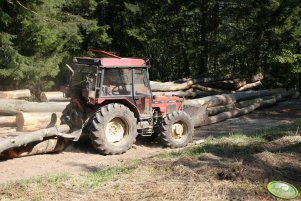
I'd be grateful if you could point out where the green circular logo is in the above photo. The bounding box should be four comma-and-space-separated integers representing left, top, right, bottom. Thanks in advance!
267, 181, 299, 199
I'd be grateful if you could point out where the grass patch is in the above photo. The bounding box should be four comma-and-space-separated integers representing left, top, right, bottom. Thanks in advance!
258, 118, 301, 140
85, 166, 136, 187
158, 134, 266, 160
159, 118, 301, 160
47, 173, 69, 184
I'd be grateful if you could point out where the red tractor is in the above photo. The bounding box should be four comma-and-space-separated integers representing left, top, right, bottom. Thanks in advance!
63, 50, 194, 154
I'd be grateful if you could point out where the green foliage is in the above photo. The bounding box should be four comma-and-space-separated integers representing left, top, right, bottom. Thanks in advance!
0, 0, 300, 88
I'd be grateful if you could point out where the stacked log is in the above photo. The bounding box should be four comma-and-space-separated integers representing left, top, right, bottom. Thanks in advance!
150, 73, 264, 98
183, 89, 295, 127
0, 89, 31, 99
40, 91, 69, 102
0, 99, 69, 115
16, 112, 62, 132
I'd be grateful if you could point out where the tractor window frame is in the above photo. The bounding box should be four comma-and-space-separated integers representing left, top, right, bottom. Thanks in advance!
99, 68, 133, 97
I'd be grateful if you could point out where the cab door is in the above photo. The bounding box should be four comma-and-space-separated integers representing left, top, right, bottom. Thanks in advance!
133, 68, 152, 118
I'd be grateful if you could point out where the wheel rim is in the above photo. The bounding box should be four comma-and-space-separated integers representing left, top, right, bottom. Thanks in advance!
105, 117, 128, 144
171, 122, 187, 140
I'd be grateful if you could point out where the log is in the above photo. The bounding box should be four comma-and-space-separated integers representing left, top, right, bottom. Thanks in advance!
183, 88, 286, 108
203, 79, 247, 90
5, 137, 66, 158
150, 81, 193, 92
0, 89, 31, 99
0, 124, 70, 155
152, 89, 217, 98
237, 81, 262, 91
206, 104, 235, 116
40, 91, 69, 102
0, 127, 16, 135
208, 94, 286, 124
192, 84, 224, 93
207, 97, 264, 116
16, 112, 62, 132
0, 99, 69, 115
0, 116, 16, 127
184, 89, 295, 127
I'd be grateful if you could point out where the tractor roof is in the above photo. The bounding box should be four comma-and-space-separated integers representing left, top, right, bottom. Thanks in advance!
73, 49, 149, 68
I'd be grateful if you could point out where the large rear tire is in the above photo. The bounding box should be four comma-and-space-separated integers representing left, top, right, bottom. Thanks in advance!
159, 111, 194, 148
89, 103, 138, 155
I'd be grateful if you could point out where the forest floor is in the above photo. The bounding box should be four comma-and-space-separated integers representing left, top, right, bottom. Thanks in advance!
1, 99, 301, 200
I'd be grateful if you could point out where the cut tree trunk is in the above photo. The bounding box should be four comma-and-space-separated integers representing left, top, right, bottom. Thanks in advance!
16, 112, 62, 132
237, 81, 262, 91
40, 91, 69, 102
152, 89, 217, 98
183, 88, 287, 108
4, 137, 66, 158
0, 89, 31, 99
184, 89, 295, 127
150, 81, 193, 92
206, 104, 236, 116
0, 99, 69, 115
0, 116, 16, 127
0, 124, 70, 156
192, 84, 224, 93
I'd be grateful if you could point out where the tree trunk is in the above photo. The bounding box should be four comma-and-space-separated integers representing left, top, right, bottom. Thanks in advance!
192, 84, 224, 92
40, 91, 69, 102
16, 112, 62, 132
0, 89, 31, 99
150, 81, 193, 92
184, 89, 295, 127
0, 99, 69, 115
4, 137, 66, 158
152, 89, 217, 98
0, 124, 70, 156
183, 88, 287, 108
237, 81, 262, 91
0, 116, 16, 127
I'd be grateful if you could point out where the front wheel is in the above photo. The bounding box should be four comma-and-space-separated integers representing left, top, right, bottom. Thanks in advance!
89, 103, 138, 155
159, 111, 194, 148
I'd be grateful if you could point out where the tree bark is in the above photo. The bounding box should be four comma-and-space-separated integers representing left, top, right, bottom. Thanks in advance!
183, 88, 287, 108
16, 112, 62, 132
4, 137, 66, 158
150, 81, 193, 92
237, 81, 262, 91
0, 89, 31, 99
152, 89, 217, 98
206, 104, 236, 116
184, 89, 295, 127
0, 124, 70, 156
192, 84, 224, 92
0, 116, 16, 127
0, 99, 69, 115
40, 91, 69, 102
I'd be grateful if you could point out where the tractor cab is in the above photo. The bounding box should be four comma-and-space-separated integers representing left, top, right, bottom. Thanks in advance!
69, 50, 153, 118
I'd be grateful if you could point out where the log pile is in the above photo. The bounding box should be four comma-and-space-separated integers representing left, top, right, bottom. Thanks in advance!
0, 89, 31, 99
40, 91, 69, 102
183, 89, 296, 127
151, 73, 264, 98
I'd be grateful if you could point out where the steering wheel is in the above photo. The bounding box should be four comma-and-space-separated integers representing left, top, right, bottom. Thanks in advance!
112, 86, 120, 94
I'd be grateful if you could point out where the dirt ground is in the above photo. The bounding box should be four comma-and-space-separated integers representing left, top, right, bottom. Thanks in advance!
1, 99, 301, 184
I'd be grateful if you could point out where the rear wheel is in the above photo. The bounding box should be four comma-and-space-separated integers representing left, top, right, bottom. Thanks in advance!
159, 111, 194, 148
89, 103, 138, 155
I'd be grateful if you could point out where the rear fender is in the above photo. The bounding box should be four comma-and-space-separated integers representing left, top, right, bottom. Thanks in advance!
93, 98, 141, 120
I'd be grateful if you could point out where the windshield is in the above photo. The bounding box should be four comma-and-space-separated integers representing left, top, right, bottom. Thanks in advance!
101, 68, 132, 96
